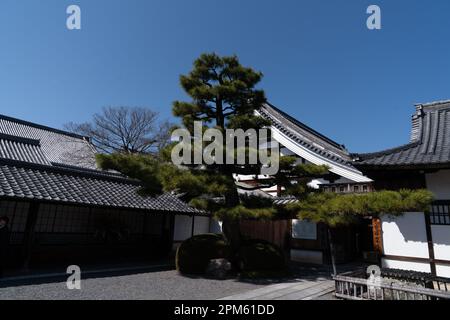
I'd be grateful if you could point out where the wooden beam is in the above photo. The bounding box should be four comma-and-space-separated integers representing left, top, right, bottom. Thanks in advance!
22, 202, 40, 271
424, 213, 437, 276
383, 255, 450, 266
191, 215, 195, 238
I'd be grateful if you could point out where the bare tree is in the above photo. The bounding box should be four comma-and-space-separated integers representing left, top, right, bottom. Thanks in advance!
65, 106, 173, 155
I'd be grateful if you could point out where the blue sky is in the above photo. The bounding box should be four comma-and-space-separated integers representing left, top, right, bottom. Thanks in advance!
1, 0, 450, 153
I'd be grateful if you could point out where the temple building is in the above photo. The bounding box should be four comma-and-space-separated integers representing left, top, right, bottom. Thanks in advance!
0, 114, 211, 271
353, 100, 450, 277
239, 101, 450, 278
237, 103, 375, 265
2, 99, 450, 278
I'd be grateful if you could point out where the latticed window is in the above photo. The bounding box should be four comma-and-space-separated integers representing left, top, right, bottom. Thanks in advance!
0, 201, 29, 244
430, 201, 450, 225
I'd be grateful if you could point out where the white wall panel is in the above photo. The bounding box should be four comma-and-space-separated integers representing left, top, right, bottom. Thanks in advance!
431, 225, 450, 261
174, 215, 213, 242
426, 170, 450, 200
436, 264, 450, 278
382, 213, 429, 259
381, 259, 431, 273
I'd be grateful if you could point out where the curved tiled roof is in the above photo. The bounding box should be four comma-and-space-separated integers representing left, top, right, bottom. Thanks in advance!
354, 100, 450, 168
0, 114, 204, 215
259, 103, 354, 168
0, 159, 204, 214
0, 133, 51, 165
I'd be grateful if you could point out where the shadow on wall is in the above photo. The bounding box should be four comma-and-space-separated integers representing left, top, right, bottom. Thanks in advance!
382, 213, 427, 251
431, 225, 450, 247
383, 212, 450, 246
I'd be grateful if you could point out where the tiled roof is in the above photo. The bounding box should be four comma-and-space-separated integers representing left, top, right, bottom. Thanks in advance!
0, 134, 51, 165
259, 103, 354, 167
272, 196, 298, 205
0, 114, 204, 215
0, 159, 204, 215
0, 114, 96, 169
354, 100, 450, 168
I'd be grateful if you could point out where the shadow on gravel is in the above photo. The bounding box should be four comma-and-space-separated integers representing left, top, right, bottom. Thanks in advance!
0, 264, 175, 289
178, 262, 361, 285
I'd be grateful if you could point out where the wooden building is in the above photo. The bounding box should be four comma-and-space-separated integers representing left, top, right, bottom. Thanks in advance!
237, 103, 375, 265
0, 114, 211, 271
353, 100, 450, 277
239, 101, 450, 278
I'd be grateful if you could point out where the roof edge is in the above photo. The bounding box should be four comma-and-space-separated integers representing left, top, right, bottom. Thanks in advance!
0, 133, 41, 146
263, 102, 347, 152
414, 99, 450, 108
0, 158, 140, 185
352, 141, 421, 161
0, 114, 90, 141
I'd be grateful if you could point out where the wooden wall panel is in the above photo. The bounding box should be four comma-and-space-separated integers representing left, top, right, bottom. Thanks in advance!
240, 220, 290, 249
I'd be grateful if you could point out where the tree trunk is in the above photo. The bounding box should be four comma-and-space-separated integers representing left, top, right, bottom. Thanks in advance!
328, 227, 337, 277
221, 181, 243, 263
222, 218, 242, 252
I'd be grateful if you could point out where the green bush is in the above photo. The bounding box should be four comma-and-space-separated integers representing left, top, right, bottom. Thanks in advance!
238, 239, 287, 275
176, 234, 232, 275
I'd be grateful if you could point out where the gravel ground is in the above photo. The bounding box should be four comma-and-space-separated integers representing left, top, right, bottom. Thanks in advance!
0, 263, 359, 300
0, 269, 267, 300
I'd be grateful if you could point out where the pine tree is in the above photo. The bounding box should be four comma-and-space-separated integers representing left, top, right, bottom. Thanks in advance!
97, 53, 434, 272
97, 53, 329, 252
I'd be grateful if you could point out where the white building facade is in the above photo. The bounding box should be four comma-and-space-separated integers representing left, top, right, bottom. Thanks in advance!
355, 101, 450, 277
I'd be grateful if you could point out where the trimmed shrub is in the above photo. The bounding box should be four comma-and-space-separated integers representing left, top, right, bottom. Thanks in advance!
238, 239, 287, 277
176, 234, 232, 275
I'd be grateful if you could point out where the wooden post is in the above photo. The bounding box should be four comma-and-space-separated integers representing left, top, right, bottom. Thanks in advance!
168, 214, 175, 254
142, 211, 148, 239
22, 202, 40, 271
424, 213, 437, 276
191, 215, 195, 237
328, 227, 337, 276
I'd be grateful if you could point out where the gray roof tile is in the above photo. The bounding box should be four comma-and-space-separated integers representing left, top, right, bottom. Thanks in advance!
0, 114, 96, 169
0, 133, 51, 165
0, 160, 204, 214
0, 114, 204, 215
354, 101, 450, 168
259, 103, 355, 168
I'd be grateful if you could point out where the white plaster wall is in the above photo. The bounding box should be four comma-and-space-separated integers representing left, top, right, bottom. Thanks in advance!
173, 215, 212, 242
435, 264, 450, 278
381, 259, 431, 273
425, 170, 450, 200
292, 219, 317, 240
173, 215, 193, 242
382, 212, 430, 259
291, 249, 323, 265
193, 216, 211, 235
426, 169, 450, 277
431, 225, 450, 261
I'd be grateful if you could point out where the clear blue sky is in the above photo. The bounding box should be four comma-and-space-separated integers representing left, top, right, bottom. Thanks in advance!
1, 0, 450, 153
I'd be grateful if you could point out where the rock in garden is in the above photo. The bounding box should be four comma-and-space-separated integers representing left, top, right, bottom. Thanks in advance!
205, 259, 231, 279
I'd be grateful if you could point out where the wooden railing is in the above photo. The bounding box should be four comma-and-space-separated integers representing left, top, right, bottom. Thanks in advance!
334, 271, 450, 300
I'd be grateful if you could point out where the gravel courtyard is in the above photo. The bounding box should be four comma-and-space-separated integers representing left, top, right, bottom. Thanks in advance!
0, 269, 268, 300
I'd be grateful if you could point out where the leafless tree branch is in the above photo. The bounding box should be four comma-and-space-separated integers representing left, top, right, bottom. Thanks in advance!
64, 106, 173, 155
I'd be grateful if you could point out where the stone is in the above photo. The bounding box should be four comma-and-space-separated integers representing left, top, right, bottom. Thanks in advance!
205, 258, 232, 279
